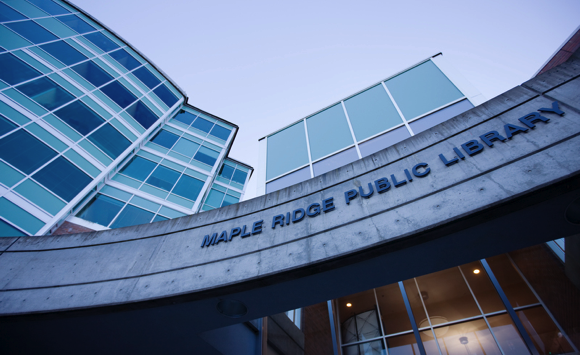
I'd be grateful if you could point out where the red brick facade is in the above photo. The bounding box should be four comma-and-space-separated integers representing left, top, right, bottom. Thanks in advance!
50, 221, 95, 236
536, 28, 580, 76
303, 302, 335, 355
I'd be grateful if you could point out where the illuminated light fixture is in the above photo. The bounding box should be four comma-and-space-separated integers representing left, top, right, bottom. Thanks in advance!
473, 269, 480, 274
346, 303, 352, 307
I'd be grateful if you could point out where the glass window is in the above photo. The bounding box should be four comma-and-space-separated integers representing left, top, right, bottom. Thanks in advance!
0, 129, 57, 174
385, 333, 420, 355
221, 194, 239, 207
0, 114, 17, 136
219, 164, 234, 180
77, 193, 124, 226
459, 261, 505, 314
133, 66, 160, 89
152, 215, 167, 222
5, 20, 58, 44
101, 81, 136, 108
174, 110, 196, 126
434, 318, 502, 355
71, 60, 113, 87
0, 218, 26, 237
88, 123, 130, 159
126, 100, 158, 129
402, 279, 428, 327
266, 122, 309, 180
517, 306, 574, 354
145, 165, 180, 191
375, 283, 412, 335
338, 289, 381, 344
17, 76, 75, 111
306, 103, 353, 161
191, 117, 213, 133
194, 145, 219, 166
110, 204, 153, 229
119, 155, 156, 181
0, 2, 27, 22
33, 156, 92, 201
57, 14, 95, 34
486, 254, 538, 308
171, 174, 204, 201
344, 84, 403, 141
0, 53, 41, 85
40, 40, 87, 66
53, 100, 104, 135
205, 189, 224, 208
486, 314, 530, 354
27, 0, 69, 15
231, 169, 247, 185
109, 48, 140, 71
83, 32, 119, 52
209, 124, 231, 141
385, 61, 463, 120
150, 130, 179, 149
172, 138, 200, 158
153, 84, 178, 107
343, 340, 385, 355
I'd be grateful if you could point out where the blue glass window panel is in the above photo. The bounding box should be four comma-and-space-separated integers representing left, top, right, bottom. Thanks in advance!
174, 110, 196, 126
306, 104, 353, 161
219, 164, 234, 180
27, 0, 69, 15
385, 61, 464, 120
17, 76, 74, 111
77, 193, 124, 226
110, 204, 154, 229
0, 218, 26, 237
193, 146, 219, 166
83, 32, 119, 52
209, 124, 231, 141
0, 114, 17, 136
344, 84, 403, 141
126, 101, 158, 129
33, 156, 92, 201
191, 117, 213, 133
133, 66, 160, 89
0, 129, 56, 174
153, 84, 178, 107
152, 215, 168, 222
40, 40, 87, 66
145, 165, 180, 191
266, 122, 309, 180
101, 81, 137, 108
109, 49, 140, 71
119, 156, 156, 181
0, 53, 41, 85
88, 123, 130, 159
205, 189, 224, 208
232, 169, 248, 185
151, 130, 179, 149
222, 194, 239, 207
0, 2, 27, 22
53, 100, 104, 135
71, 60, 113, 87
5, 21, 58, 44
57, 14, 95, 34
172, 174, 204, 201
172, 138, 200, 158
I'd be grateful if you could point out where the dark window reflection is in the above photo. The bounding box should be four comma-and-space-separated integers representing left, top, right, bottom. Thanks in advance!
460, 261, 505, 314
375, 283, 412, 335
517, 306, 574, 354
486, 255, 538, 308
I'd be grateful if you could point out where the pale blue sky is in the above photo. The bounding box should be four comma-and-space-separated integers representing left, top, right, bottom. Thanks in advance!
71, 0, 580, 199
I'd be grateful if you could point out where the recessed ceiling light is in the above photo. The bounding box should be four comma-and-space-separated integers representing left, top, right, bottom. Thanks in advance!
346, 303, 352, 307
473, 269, 480, 274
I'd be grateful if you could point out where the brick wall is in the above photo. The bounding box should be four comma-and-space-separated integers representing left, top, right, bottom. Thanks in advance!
302, 302, 334, 355
51, 221, 94, 236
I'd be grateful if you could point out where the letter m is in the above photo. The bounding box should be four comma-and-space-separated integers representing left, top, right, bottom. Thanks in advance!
201, 233, 217, 248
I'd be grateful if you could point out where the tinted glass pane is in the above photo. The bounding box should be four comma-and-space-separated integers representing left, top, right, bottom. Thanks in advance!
306, 103, 353, 161
0, 114, 17, 136
33, 156, 92, 201
54, 100, 104, 135
172, 138, 199, 158
18, 76, 75, 110
83, 32, 119, 52
385, 61, 463, 120
375, 283, 413, 335
109, 49, 140, 70
435, 318, 502, 355
119, 156, 156, 181
221, 194, 239, 207
77, 193, 124, 226
517, 307, 574, 354
232, 169, 247, 185
386, 333, 420, 355
72, 60, 113, 87
28, 0, 69, 15
101, 81, 136, 108
486, 254, 538, 308
0, 2, 27, 22
110, 204, 153, 229
153, 84, 178, 107
344, 340, 385, 355
0, 53, 41, 85
146, 165, 180, 191
133, 66, 160, 89
486, 314, 530, 355
5, 20, 58, 44
0, 129, 56, 174
88, 123, 130, 159
0, 218, 26, 237
150, 129, 179, 149
460, 261, 505, 314
205, 189, 224, 207
191, 117, 213, 133
209, 124, 231, 141
126, 101, 158, 129
174, 110, 196, 126
194, 146, 219, 166
152, 215, 168, 222
338, 289, 381, 343
266, 122, 309, 180
57, 14, 95, 34
219, 164, 234, 180
40, 40, 87, 66
172, 174, 204, 201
